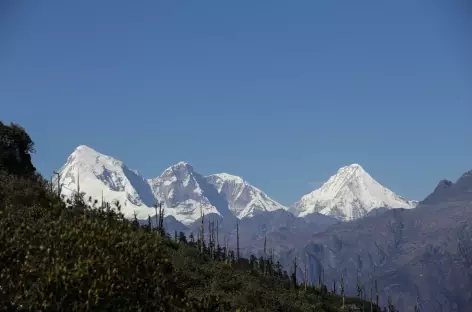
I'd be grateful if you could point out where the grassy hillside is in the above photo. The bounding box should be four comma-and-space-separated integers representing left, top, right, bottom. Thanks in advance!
0, 121, 383, 311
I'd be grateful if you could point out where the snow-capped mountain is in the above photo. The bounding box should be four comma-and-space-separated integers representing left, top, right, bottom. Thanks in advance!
147, 162, 229, 225
205, 173, 286, 219
55, 145, 156, 219
291, 164, 417, 221
56, 145, 287, 225
57, 146, 418, 224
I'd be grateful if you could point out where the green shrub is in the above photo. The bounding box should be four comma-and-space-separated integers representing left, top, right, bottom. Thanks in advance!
0, 122, 383, 311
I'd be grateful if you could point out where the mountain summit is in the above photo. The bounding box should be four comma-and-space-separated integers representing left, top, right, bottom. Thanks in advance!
56, 147, 418, 224
55, 145, 156, 219
57, 145, 287, 224
205, 173, 286, 219
291, 164, 417, 220
147, 161, 227, 225
419, 170, 472, 206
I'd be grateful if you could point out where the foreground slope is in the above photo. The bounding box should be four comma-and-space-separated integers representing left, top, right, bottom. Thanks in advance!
292, 164, 417, 220
0, 171, 378, 311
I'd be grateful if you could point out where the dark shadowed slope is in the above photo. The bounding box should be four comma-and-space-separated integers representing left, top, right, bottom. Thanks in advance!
282, 169, 472, 312
147, 169, 472, 311
156, 209, 339, 262
420, 170, 472, 206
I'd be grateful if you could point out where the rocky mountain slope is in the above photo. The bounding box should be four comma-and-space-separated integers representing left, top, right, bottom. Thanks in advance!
145, 167, 472, 311
281, 168, 472, 312
419, 169, 472, 206
158, 209, 340, 262
291, 164, 417, 220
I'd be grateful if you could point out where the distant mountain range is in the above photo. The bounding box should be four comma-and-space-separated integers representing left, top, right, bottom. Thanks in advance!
56, 145, 417, 224
290, 169, 472, 312
56, 145, 472, 311
57, 145, 286, 224
161, 168, 472, 312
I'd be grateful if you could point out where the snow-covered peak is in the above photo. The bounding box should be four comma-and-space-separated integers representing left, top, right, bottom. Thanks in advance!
209, 173, 245, 189
57, 145, 156, 219
345, 163, 362, 170
57, 147, 287, 224
57, 147, 417, 225
205, 173, 286, 219
66, 145, 119, 165
292, 164, 417, 221
315, 163, 368, 196
75, 144, 97, 153
159, 161, 195, 181
148, 162, 221, 224
172, 161, 193, 170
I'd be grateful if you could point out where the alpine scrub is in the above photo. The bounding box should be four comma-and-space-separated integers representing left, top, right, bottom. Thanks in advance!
0, 121, 385, 312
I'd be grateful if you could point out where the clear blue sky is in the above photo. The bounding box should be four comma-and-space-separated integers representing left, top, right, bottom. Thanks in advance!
1, 0, 471, 204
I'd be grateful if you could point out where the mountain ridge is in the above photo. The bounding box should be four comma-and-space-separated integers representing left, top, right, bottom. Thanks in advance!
56, 145, 417, 224
205, 172, 286, 218
286, 168, 472, 312
156, 166, 472, 312
56, 145, 291, 224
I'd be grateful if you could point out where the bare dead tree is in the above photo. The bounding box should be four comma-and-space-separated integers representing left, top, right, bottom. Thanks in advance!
53, 170, 61, 198
200, 209, 205, 254
208, 217, 213, 257
457, 223, 472, 269
236, 219, 240, 261
158, 202, 164, 233
153, 202, 158, 231
77, 168, 80, 194
216, 219, 219, 248
303, 252, 308, 290
263, 235, 267, 275
224, 235, 228, 263
375, 279, 379, 307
